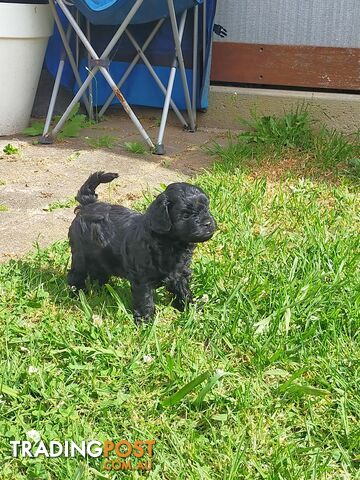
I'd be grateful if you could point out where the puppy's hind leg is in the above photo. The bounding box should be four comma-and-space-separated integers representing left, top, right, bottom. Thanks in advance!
131, 282, 155, 324
68, 251, 88, 292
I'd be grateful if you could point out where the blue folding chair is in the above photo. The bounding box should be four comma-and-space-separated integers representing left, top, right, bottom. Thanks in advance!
41, 0, 209, 154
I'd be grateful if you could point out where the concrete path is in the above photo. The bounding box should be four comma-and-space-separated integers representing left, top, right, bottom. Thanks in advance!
0, 113, 225, 261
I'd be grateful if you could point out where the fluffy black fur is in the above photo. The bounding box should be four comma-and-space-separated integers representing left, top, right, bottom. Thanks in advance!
68, 172, 216, 323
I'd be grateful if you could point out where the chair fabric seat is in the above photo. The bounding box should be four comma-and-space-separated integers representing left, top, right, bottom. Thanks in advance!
74, 0, 203, 25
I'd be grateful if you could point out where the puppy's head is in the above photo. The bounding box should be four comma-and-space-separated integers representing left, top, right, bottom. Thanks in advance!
147, 183, 216, 243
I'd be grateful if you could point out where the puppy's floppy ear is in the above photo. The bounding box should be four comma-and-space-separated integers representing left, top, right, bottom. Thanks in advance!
147, 192, 172, 234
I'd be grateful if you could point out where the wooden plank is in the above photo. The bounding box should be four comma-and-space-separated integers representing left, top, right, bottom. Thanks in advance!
211, 42, 360, 90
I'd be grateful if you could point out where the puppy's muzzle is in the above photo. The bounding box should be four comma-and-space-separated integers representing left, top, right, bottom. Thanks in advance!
197, 216, 217, 242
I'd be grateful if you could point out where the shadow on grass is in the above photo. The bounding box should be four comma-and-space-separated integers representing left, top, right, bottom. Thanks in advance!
2, 249, 132, 314
2, 246, 176, 321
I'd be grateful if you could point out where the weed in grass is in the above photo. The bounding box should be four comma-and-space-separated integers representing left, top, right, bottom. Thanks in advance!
313, 127, 357, 167
87, 135, 117, 149
23, 105, 91, 140
3, 143, 19, 155
0, 179, 6, 186
239, 107, 313, 152
205, 132, 253, 172
55, 104, 91, 139
160, 158, 172, 168
57, 114, 88, 139
44, 197, 77, 212
124, 141, 147, 154
67, 151, 81, 162
0, 204, 9, 212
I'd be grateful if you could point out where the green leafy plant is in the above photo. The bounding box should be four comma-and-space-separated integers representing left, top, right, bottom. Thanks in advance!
3, 144, 19, 155
44, 197, 77, 212
23, 121, 45, 137
23, 105, 91, 139
0, 204, 9, 212
56, 104, 89, 139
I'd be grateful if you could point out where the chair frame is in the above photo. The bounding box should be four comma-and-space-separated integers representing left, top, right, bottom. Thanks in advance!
41, 0, 206, 154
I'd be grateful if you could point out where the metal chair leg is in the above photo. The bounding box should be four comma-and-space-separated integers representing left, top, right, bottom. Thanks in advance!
192, 4, 199, 123
41, 24, 72, 142
86, 18, 94, 121
48, 0, 91, 115
126, 29, 188, 129
155, 10, 188, 155
167, 0, 196, 132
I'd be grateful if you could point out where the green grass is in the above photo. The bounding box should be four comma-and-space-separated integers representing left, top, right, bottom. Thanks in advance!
0, 113, 360, 479
124, 141, 147, 155
44, 197, 77, 212
0, 204, 9, 212
87, 135, 117, 149
208, 109, 360, 178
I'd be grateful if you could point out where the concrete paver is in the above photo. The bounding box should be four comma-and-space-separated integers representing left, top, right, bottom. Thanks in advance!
0, 113, 225, 261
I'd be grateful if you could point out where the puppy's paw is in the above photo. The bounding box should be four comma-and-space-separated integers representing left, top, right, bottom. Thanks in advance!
133, 311, 153, 326
68, 284, 85, 296
172, 298, 185, 312
173, 295, 193, 312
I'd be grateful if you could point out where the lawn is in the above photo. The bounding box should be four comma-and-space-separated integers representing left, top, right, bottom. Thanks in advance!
0, 112, 359, 479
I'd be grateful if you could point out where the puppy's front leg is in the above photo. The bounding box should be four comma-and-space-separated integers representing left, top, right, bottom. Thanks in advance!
165, 271, 193, 312
131, 282, 155, 324
68, 251, 88, 291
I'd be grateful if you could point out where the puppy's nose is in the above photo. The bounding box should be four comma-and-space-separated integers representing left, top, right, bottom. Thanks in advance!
204, 218, 216, 230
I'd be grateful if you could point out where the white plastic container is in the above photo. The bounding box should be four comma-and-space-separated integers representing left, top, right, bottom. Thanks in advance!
0, 3, 53, 135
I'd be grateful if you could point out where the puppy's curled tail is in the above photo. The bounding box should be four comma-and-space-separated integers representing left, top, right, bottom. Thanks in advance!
76, 171, 118, 205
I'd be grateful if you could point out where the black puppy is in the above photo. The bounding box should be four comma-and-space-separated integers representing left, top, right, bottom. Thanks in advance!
68, 172, 216, 323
